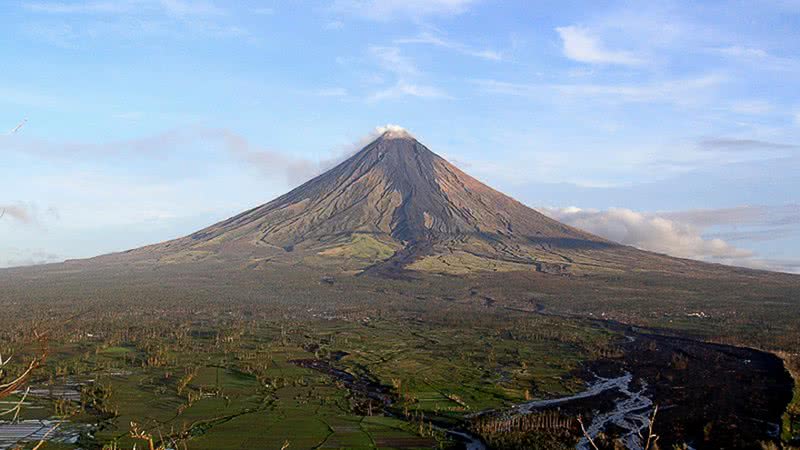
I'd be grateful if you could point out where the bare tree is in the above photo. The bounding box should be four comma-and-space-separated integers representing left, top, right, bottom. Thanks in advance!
577, 415, 600, 450
578, 405, 660, 450
0, 334, 47, 400
0, 332, 49, 448
642, 405, 659, 450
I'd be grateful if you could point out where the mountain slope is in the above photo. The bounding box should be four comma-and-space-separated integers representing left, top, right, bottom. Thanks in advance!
122, 128, 617, 271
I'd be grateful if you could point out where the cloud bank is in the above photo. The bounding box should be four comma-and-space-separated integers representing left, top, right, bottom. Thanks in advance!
538, 206, 800, 273
540, 206, 751, 260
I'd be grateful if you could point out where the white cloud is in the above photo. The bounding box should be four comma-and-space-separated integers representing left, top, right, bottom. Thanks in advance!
332, 0, 476, 21
395, 31, 502, 61
375, 124, 412, 138
540, 206, 751, 260
556, 26, 644, 66
368, 81, 450, 102
539, 206, 800, 273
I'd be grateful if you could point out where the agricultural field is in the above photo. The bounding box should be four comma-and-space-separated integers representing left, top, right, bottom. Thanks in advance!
1, 297, 622, 449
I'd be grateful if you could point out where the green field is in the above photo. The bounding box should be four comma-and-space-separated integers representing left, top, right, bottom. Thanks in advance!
4, 307, 616, 450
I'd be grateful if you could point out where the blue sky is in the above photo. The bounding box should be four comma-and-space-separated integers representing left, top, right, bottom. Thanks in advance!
1, 0, 799, 272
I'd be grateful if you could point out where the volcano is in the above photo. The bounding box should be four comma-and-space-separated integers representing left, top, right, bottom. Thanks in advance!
104, 126, 751, 278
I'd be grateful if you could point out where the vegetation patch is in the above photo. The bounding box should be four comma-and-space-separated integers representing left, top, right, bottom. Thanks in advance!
317, 234, 398, 261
